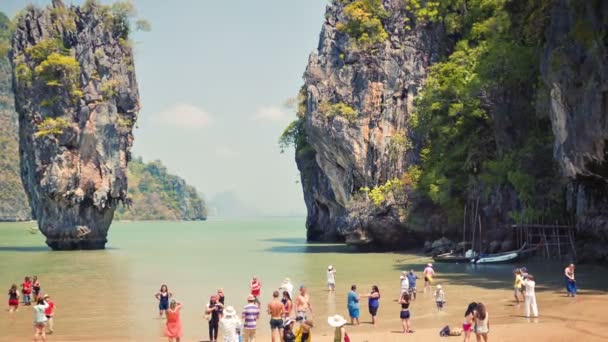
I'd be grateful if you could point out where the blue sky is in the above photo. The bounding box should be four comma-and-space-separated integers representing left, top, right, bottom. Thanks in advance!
2, 0, 329, 216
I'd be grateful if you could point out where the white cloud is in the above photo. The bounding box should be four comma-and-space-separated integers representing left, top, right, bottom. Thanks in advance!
215, 146, 238, 160
152, 103, 212, 128
253, 105, 290, 122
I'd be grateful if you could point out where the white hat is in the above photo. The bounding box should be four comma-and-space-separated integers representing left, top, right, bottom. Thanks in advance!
283, 277, 291, 283
328, 265, 333, 270
436, 284, 442, 289
327, 314, 347, 327
224, 306, 237, 317
427, 263, 433, 267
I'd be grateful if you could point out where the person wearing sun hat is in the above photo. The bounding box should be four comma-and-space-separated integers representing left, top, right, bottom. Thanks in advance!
283, 317, 296, 342
328, 314, 349, 342
242, 294, 260, 342
423, 263, 435, 293
220, 306, 241, 342
294, 319, 314, 342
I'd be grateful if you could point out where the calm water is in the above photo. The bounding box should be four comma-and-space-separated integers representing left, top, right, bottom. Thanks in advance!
1, 218, 607, 341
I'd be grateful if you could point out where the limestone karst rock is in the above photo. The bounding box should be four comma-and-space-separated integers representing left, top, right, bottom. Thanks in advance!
10, 0, 139, 249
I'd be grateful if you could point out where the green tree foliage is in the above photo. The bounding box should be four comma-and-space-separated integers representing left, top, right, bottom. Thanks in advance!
34, 117, 71, 138
336, 0, 389, 48
114, 157, 207, 221
412, 0, 560, 224
318, 102, 358, 122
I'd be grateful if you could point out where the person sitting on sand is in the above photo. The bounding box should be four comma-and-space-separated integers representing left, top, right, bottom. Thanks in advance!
434, 285, 445, 311
462, 302, 477, 342
328, 314, 349, 342
8, 284, 20, 312
283, 318, 296, 342
407, 270, 418, 300
513, 269, 524, 304
295, 319, 313, 342
165, 300, 183, 342
423, 264, 435, 293
474, 302, 489, 342
521, 275, 538, 318
565, 264, 576, 297
347, 285, 360, 325
398, 292, 413, 333
155, 284, 172, 318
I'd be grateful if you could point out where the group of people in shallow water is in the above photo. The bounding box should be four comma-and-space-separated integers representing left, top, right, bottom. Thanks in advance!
6, 276, 57, 342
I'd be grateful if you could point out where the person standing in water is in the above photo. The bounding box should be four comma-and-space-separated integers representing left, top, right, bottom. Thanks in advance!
399, 271, 409, 297
474, 302, 489, 342
165, 300, 183, 342
33, 297, 49, 342
462, 302, 477, 342
43, 294, 56, 334
206, 295, 223, 342
347, 285, 360, 325
8, 284, 20, 312
328, 314, 348, 342
398, 292, 413, 334
32, 276, 41, 302
565, 264, 577, 297
22, 276, 33, 306
521, 275, 538, 318
423, 264, 435, 293
513, 269, 524, 304
295, 285, 313, 321
268, 290, 285, 342
407, 270, 418, 300
434, 285, 446, 311
280, 278, 294, 299
251, 276, 262, 306
361, 285, 381, 325
155, 285, 172, 318
242, 295, 260, 342
327, 265, 336, 292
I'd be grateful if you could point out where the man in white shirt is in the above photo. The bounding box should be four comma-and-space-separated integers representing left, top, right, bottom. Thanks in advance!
521, 275, 538, 318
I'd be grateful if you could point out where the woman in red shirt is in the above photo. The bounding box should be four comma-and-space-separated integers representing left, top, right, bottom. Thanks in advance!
43, 294, 56, 334
250, 276, 262, 306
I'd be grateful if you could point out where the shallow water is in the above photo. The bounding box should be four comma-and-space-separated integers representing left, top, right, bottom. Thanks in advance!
1, 218, 607, 341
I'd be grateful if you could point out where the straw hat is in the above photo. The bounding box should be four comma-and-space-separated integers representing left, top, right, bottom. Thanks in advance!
327, 314, 347, 327
224, 306, 237, 317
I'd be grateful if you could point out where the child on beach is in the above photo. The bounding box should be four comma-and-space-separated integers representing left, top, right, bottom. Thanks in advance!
513, 269, 524, 304
474, 302, 489, 342
22, 276, 32, 305
8, 284, 20, 312
43, 294, 56, 334
155, 285, 172, 318
463, 302, 477, 342
434, 285, 445, 311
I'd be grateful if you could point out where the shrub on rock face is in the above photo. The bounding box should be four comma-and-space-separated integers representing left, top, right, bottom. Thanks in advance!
336, 0, 389, 48
34, 117, 71, 138
318, 102, 358, 122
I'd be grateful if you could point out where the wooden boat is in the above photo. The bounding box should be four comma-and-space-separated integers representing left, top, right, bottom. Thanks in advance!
474, 243, 538, 264
433, 252, 475, 263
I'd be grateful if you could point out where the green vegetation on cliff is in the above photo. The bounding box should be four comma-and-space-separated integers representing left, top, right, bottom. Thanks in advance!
411, 0, 562, 225
0, 12, 31, 221
115, 157, 207, 221
336, 0, 389, 48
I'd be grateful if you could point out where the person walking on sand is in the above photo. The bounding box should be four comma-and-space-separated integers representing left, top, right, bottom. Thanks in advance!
165, 300, 183, 342
474, 302, 489, 342
462, 302, 477, 342
361, 285, 381, 325
33, 297, 49, 342
242, 295, 260, 342
434, 285, 446, 311
327, 266, 336, 292
399, 271, 409, 297
407, 270, 418, 300
268, 290, 285, 342
155, 284, 172, 318
22, 276, 33, 306
423, 264, 435, 293
565, 264, 576, 297
32, 276, 41, 302
251, 276, 262, 306
513, 269, 524, 304
295, 285, 313, 321
328, 314, 349, 342
8, 284, 20, 312
220, 306, 241, 342
283, 291, 293, 319
398, 292, 413, 334
521, 275, 538, 318
43, 294, 56, 334
206, 295, 223, 342
347, 285, 360, 325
